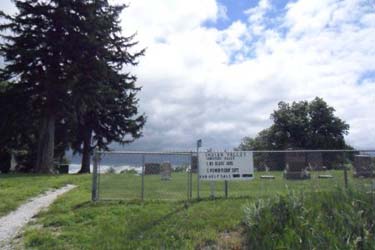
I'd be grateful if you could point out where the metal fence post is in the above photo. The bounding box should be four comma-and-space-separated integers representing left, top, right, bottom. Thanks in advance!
91, 149, 99, 202
344, 167, 348, 189
224, 180, 228, 198
187, 165, 190, 200
210, 181, 215, 199
197, 153, 200, 200
197, 139, 202, 200
343, 151, 348, 189
190, 152, 193, 200
190, 175, 193, 200
141, 154, 145, 201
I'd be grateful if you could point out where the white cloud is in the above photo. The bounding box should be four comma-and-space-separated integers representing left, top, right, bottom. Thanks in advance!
122, 0, 375, 150
1, 0, 374, 150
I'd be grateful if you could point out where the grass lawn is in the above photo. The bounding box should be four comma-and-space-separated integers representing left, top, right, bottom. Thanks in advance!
1, 171, 374, 249
98, 169, 367, 200
0, 174, 91, 217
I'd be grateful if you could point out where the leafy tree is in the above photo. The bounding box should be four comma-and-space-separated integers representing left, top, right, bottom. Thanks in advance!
307, 97, 349, 149
241, 97, 349, 151
269, 100, 310, 149
238, 98, 350, 169
269, 97, 349, 149
236, 129, 273, 151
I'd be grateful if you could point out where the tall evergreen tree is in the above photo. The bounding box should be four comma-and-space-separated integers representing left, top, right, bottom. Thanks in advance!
59, 1, 145, 173
1, 1, 145, 173
0, 1, 74, 172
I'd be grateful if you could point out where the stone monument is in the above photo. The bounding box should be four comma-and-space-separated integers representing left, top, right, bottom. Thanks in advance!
353, 155, 374, 178
160, 162, 172, 180
284, 152, 310, 179
306, 152, 325, 171
144, 163, 161, 175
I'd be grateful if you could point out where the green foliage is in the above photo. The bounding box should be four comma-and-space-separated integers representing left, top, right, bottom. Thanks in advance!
0, 1, 145, 172
243, 189, 375, 249
65, 1, 146, 148
0, 0, 83, 171
65, 1, 145, 173
1, 173, 374, 249
238, 98, 351, 170
237, 129, 273, 151
120, 169, 138, 174
20, 178, 248, 250
238, 97, 350, 151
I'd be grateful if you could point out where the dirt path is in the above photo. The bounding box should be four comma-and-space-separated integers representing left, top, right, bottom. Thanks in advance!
0, 184, 76, 249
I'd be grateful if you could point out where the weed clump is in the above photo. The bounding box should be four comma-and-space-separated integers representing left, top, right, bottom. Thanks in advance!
243, 189, 375, 249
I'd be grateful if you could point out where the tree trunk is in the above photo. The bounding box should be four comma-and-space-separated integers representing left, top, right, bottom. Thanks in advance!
36, 113, 55, 173
0, 150, 11, 173
79, 128, 92, 173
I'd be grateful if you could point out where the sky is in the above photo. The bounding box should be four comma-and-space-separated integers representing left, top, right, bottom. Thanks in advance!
1, 0, 375, 151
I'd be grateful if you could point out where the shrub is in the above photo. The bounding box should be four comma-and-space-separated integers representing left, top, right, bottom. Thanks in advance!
120, 169, 138, 174
243, 189, 375, 249
106, 167, 116, 174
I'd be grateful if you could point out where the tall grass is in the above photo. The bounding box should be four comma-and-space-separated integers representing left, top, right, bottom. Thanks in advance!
243, 188, 375, 249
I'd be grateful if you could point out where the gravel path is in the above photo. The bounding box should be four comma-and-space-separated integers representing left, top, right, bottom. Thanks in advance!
0, 184, 76, 249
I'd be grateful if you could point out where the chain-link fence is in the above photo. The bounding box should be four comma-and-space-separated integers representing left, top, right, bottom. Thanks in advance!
92, 151, 193, 201
92, 149, 375, 202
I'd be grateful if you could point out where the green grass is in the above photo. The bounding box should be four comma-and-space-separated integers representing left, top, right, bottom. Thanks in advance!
0, 174, 91, 217
99, 170, 369, 201
1, 171, 374, 249
243, 188, 375, 249
23, 195, 250, 249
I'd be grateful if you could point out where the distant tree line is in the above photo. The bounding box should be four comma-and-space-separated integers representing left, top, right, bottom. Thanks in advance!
0, 0, 145, 173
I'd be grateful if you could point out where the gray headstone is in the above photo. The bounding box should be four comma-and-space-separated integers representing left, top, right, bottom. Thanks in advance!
307, 152, 324, 170
265, 153, 284, 171
284, 152, 310, 179
160, 162, 172, 180
10, 152, 17, 172
353, 155, 374, 178
285, 152, 306, 172
144, 163, 161, 175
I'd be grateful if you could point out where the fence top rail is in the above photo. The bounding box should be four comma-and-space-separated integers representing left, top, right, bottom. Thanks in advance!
98, 151, 193, 155
98, 149, 375, 155
251, 149, 375, 153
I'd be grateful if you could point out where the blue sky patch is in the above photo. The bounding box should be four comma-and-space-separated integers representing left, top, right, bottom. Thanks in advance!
359, 70, 375, 84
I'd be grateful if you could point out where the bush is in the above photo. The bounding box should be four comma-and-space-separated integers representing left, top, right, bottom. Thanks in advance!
120, 169, 138, 174
243, 189, 375, 249
106, 166, 116, 174
173, 166, 186, 172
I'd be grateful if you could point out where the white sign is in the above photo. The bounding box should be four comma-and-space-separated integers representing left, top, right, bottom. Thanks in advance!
198, 151, 254, 181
